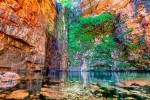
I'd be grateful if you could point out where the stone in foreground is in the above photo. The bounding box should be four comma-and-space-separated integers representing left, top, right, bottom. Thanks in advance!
115, 80, 150, 87
0, 72, 20, 82
6, 90, 29, 99
0, 94, 6, 99
0, 72, 20, 88
40, 88, 65, 99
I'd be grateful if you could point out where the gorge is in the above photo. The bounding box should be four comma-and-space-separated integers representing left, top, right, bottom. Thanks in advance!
0, 0, 149, 72
0, 0, 150, 100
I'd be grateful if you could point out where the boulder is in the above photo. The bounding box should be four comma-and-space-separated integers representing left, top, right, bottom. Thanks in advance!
6, 90, 29, 99
0, 72, 20, 88
0, 94, 6, 99
0, 72, 20, 82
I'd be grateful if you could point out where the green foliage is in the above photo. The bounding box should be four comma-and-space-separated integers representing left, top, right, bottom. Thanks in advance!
142, 54, 149, 59
95, 35, 116, 54
124, 42, 138, 50
67, 11, 149, 70
59, 0, 71, 8
139, 35, 145, 46
68, 13, 115, 66
46, 23, 53, 35
117, 28, 133, 41
57, 17, 64, 41
68, 13, 114, 48
79, 13, 114, 26
115, 28, 140, 50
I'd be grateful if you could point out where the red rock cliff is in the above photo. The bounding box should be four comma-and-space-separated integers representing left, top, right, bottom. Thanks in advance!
80, 0, 150, 44
79, 0, 150, 68
0, 0, 57, 71
80, 0, 150, 39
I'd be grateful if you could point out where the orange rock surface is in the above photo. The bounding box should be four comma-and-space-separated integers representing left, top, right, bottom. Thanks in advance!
80, 0, 150, 45
0, 0, 57, 71
6, 90, 29, 99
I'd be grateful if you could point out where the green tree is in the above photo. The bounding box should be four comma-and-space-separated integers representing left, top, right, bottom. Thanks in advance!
68, 13, 115, 67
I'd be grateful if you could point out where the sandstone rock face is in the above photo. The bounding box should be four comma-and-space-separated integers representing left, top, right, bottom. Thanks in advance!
0, 0, 57, 71
80, 0, 130, 16
80, 0, 150, 44
58, 7, 68, 71
80, 0, 150, 68
46, 36, 61, 70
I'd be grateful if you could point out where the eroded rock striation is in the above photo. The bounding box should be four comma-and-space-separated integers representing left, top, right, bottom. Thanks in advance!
0, 0, 57, 71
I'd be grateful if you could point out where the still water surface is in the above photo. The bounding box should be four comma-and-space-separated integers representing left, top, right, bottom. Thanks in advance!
0, 71, 150, 100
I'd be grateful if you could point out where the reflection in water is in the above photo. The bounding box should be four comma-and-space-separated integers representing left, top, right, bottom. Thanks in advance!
0, 81, 20, 88
81, 71, 88, 87
18, 72, 43, 95
0, 71, 150, 99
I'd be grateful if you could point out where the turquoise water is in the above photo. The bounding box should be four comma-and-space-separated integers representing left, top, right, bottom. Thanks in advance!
0, 71, 150, 100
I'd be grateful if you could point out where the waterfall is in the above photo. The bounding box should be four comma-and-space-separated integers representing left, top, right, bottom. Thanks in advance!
81, 59, 88, 71
57, 4, 68, 71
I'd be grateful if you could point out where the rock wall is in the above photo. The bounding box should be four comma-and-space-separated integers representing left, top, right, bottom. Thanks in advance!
79, 0, 150, 68
79, 0, 150, 44
57, 7, 68, 71
46, 35, 61, 71
0, 0, 57, 71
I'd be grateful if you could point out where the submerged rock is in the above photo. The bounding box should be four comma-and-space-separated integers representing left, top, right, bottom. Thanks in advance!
146, 95, 150, 99
115, 82, 139, 89
0, 94, 6, 99
118, 88, 131, 95
113, 95, 119, 98
125, 97, 136, 100
143, 85, 150, 93
43, 84, 48, 87
29, 95, 34, 99
49, 80, 62, 84
130, 90, 141, 94
40, 88, 65, 99
107, 87, 115, 91
87, 85, 100, 92
6, 90, 29, 99
115, 82, 124, 87
0, 90, 3, 93
97, 93, 103, 97
116, 80, 150, 87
